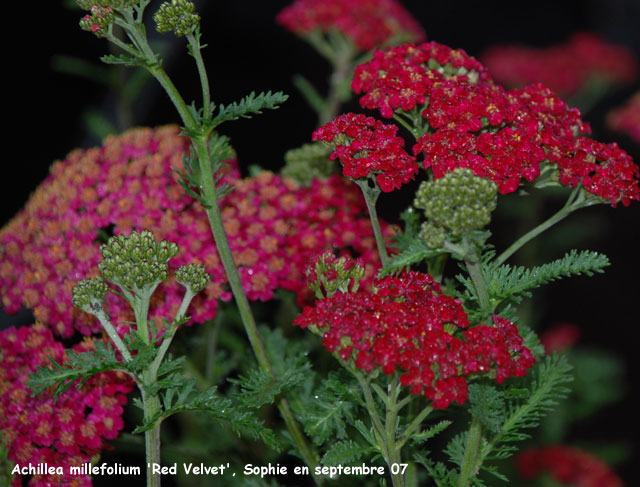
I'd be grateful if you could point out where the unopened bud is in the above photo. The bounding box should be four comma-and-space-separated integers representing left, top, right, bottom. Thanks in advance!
154, 0, 200, 37
176, 264, 210, 293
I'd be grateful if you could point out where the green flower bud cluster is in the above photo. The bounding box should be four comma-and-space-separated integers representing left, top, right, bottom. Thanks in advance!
76, 0, 138, 10
79, 6, 116, 38
72, 278, 110, 313
175, 264, 210, 293
98, 230, 179, 291
427, 58, 480, 83
281, 142, 335, 186
154, 0, 200, 37
414, 168, 497, 247
307, 251, 365, 299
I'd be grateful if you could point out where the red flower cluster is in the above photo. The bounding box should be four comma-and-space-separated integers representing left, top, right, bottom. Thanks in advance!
607, 91, 640, 143
351, 41, 640, 204
0, 324, 132, 487
294, 269, 534, 409
517, 445, 623, 487
0, 126, 389, 338
353, 42, 492, 118
276, 0, 425, 52
482, 32, 638, 98
312, 113, 418, 191
540, 322, 581, 354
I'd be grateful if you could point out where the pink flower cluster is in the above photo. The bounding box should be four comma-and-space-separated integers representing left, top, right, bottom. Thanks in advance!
351, 41, 640, 204
294, 268, 535, 409
276, 0, 425, 52
517, 445, 623, 487
0, 323, 132, 487
0, 125, 389, 338
482, 32, 638, 98
540, 322, 581, 354
607, 92, 640, 143
312, 113, 418, 191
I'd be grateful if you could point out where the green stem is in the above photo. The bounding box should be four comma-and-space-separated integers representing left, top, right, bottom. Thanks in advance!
149, 289, 196, 377
320, 48, 353, 125
493, 186, 590, 268
191, 135, 322, 484
385, 376, 405, 487
140, 370, 163, 487
355, 179, 389, 267
428, 254, 448, 283
187, 31, 212, 120
457, 417, 483, 487
109, 19, 321, 482
94, 309, 133, 362
465, 259, 490, 311
397, 404, 433, 449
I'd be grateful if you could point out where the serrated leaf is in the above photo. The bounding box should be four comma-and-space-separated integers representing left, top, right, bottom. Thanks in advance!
408, 420, 452, 445
134, 378, 278, 450
487, 250, 610, 306
207, 91, 288, 130
321, 440, 375, 467
101, 53, 144, 67
26, 341, 128, 401
468, 384, 506, 434
481, 354, 573, 462
379, 238, 444, 277
295, 371, 358, 446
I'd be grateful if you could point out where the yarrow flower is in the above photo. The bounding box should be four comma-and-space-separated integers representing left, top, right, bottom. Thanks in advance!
352, 42, 492, 118
350, 41, 640, 203
540, 322, 581, 354
294, 266, 534, 409
312, 113, 418, 191
0, 324, 132, 487
0, 126, 390, 338
607, 91, 640, 143
276, 0, 426, 52
482, 32, 638, 98
413, 168, 498, 247
516, 445, 623, 487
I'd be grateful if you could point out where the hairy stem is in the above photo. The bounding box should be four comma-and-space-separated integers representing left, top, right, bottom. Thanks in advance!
493, 186, 592, 267
458, 417, 483, 487
356, 179, 389, 266
187, 31, 212, 120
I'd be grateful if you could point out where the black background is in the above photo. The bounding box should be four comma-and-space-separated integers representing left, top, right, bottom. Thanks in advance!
3, 0, 640, 483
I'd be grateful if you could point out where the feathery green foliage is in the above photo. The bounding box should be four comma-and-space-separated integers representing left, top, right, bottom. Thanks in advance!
27, 340, 128, 400
487, 249, 610, 306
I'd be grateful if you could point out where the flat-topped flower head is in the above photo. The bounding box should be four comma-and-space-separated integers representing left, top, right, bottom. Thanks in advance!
0, 324, 132, 487
98, 230, 179, 291
154, 0, 200, 37
482, 32, 638, 98
76, 0, 138, 10
0, 126, 389, 337
175, 263, 210, 294
517, 445, 623, 487
295, 270, 534, 409
352, 42, 493, 118
276, 0, 425, 52
414, 168, 498, 246
305, 250, 365, 299
72, 278, 110, 314
79, 6, 115, 38
607, 91, 640, 143
313, 113, 418, 191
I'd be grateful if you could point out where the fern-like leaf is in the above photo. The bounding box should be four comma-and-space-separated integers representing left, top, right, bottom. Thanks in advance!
27, 341, 128, 401
379, 238, 444, 277
208, 91, 288, 129
481, 354, 573, 462
321, 440, 375, 466
487, 250, 609, 305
